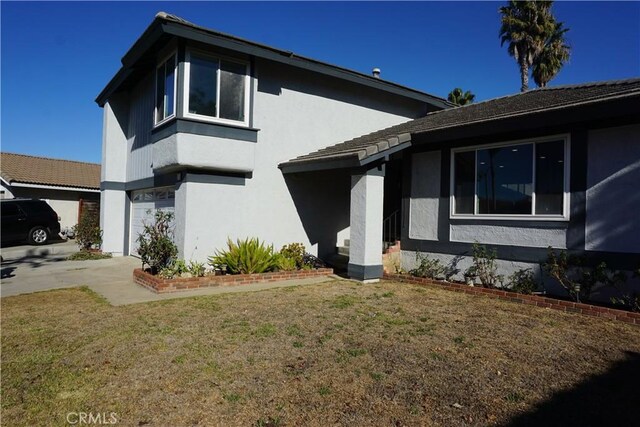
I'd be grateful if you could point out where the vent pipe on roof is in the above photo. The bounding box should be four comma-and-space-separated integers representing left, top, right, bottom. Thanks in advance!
372, 68, 381, 79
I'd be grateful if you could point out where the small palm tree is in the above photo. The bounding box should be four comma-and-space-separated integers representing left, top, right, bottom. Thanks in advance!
532, 21, 571, 88
499, 1, 556, 92
448, 88, 476, 106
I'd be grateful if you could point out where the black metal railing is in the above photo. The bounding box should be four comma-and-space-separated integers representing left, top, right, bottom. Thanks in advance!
383, 209, 401, 245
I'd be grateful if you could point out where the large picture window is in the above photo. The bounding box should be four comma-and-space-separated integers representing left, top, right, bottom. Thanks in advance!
155, 53, 176, 124
185, 51, 249, 125
452, 138, 568, 218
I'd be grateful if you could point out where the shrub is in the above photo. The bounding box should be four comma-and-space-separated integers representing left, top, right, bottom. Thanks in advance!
209, 238, 280, 274
188, 260, 206, 277
410, 253, 445, 279
159, 259, 206, 279
302, 253, 326, 269
136, 210, 178, 274
73, 209, 102, 251
280, 243, 306, 269
465, 242, 503, 288
542, 248, 633, 304
508, 268, 538, 294
159, 259, 187, 279
276, 253, 297, 271
67, 251, 112, 261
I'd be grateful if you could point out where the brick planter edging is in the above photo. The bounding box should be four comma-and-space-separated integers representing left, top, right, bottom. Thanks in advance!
384, 273, 640, 326
134, 268, 334, 293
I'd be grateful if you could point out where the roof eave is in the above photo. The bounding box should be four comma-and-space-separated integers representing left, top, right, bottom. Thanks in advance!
280, 139, 412, 174
96, 15, 451, 109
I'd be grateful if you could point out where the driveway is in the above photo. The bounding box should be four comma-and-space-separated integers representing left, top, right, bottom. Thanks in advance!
1, 246, 335, 305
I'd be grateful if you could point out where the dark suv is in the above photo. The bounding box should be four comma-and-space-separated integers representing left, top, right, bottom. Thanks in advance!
1, 199, 61, 245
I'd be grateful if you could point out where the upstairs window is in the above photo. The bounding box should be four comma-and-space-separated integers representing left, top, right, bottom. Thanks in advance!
452, 137, 569, 219
185, 51, 249, 125
155, 53, 177, 124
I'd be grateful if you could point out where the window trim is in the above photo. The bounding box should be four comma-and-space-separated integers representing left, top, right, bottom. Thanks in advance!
182, 49, 251, 127
154, 51, 178, 127
449, 134, 571, 221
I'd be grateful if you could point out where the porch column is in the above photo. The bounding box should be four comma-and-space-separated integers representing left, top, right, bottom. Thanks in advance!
348, 165, 385, 281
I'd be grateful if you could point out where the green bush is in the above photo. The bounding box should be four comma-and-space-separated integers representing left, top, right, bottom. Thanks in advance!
465, 242, 503, 288
508, 268, 538, 294
280, 243, 306, 269
410, 253, 445, 279
136, 210, 178, 274
188, 260, 206, 277
159, 259, 206, 279
209, 238, 280, 274
73, 209, 102, 251
275, 253, 298, 271
67, 251, 112, 261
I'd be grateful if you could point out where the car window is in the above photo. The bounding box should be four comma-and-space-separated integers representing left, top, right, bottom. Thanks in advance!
2, 203, 21, 216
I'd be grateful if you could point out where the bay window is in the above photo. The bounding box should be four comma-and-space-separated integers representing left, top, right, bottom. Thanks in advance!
452, 137, 569, 218
184, 51, 249, 125
155, 53, 177, 124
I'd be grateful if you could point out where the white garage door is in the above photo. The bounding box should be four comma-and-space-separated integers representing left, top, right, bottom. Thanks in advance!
129, 187, 175, 256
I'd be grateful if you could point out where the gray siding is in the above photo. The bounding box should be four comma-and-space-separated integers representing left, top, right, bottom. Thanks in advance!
126, 73, 155, 182
409, 151, 440, 241
585, 124, 640, 253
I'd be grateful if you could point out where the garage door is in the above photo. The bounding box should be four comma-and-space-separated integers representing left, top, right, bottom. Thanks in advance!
129, 187, 175, 256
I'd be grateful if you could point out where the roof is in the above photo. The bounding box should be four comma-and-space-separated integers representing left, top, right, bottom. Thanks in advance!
0, 153, 101, 190
96, 12, 452, 109
280, 78, 640, 172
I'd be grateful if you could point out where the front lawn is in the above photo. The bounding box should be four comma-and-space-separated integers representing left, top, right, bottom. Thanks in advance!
2, 281, 639, 426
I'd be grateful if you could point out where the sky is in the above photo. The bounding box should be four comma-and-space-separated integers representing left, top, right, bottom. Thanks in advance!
1, 1, 639, 164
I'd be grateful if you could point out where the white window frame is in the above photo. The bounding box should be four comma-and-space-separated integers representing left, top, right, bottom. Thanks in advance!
182, 49, 251, 127
154, 51, 178, 127
449, 134, 571, 221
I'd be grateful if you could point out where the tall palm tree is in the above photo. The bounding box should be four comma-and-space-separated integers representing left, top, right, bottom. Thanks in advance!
447, 88, 476, 106
532, 21, 571, 88
499, 1, 556, 92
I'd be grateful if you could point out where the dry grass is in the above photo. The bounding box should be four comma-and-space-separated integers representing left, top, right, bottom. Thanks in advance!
2, 281, 639, 426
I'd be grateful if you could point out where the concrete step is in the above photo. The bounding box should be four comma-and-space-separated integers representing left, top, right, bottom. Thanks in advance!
337, 246, 350, 256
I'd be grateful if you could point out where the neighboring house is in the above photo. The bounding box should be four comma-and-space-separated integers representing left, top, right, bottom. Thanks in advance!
0, 153, 101, 231
96, 12, 450, 264
98, 12, 639, 288
281, 79, 640, 290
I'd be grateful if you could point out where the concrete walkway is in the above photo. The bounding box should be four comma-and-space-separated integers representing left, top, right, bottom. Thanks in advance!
1, 251, 336, 305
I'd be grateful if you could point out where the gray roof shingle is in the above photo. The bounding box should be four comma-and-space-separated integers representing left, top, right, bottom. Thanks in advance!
280, 78, 640, 170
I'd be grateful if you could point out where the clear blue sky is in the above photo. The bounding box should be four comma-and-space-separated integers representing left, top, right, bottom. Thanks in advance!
2, 1, 639, 164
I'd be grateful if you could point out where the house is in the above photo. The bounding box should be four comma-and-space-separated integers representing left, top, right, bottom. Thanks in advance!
96, 12, 450, 267
281, 79, 640, 289
98, 12, 639, 287
0, 153, 101, 231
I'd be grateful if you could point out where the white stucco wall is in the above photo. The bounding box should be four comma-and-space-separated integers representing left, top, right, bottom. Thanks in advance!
101, 97, 128, 183
100, 96, 129, 255
153, 132, 255, 173
1, 181, 14, 199
585, 124, 640, 253
349, 169, 384, 267
409, 151, 440, 241
100, 189, 127, 256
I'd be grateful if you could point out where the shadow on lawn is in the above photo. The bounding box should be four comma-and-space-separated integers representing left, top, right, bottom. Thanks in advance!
506, 351, 640, 427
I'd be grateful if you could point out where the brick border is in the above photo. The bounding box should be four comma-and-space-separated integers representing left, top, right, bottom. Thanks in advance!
384, 273, 640, 326
134, 268, 334, 293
